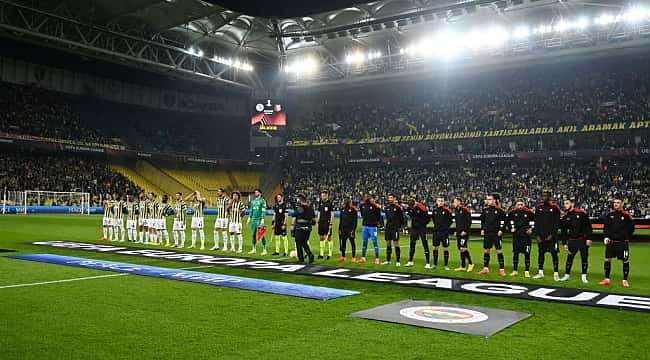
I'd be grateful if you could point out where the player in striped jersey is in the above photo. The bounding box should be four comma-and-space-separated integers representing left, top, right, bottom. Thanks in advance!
147, 193, 159, 244
154, 194, 172, 246
112, 195, 126, 242
137, 192, 148, 243
172, 192, 188, 248
212, 188, 229, 251
102, 193, 114, 241
125, 194, 139, 242
186, 191, 206, 249
228, 191, 246, 253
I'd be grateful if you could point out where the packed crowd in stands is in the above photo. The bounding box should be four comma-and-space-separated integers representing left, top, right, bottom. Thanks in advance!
0, 151, 140, 206
0, 82, 112, 144
282, 160, 650, 218
0, 82, 246, 158
288, 57, 650, 141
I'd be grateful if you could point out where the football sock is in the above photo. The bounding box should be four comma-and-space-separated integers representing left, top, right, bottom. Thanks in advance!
386, 245, 392, 262
483, 253, 490, 267
443, 250, 449, 266
524, 253, 530, 271
497, 253, 505, 269
623, 262, 630, 280
222, 231, 229, 249
565, 253, 575, 275
282, 235, 289, 254
604, 261, 611, 278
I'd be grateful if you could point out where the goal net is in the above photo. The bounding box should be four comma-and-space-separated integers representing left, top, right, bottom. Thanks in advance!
2, 190, 91, 214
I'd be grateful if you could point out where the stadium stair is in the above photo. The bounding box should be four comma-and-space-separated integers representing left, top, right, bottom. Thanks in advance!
110, 164, 165, 195
134, 161, 193, 196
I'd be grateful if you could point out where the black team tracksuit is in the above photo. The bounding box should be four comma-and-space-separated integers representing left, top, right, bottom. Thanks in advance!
480, 205, 507, 270
407, 202, 431, 265
508, 207, 534, 272
431, 205, 453, 267
454, 205, 473, 268
560, 207, 592, 276
293, 202, 315, 263
534, 201, 561, 274
603, 208, 635, 281
339, 203, 358, 258
384, 202, 405, 263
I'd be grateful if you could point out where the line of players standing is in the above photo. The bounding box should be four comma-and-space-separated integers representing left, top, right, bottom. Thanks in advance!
101, 189, 250, 251
100, 187, 635, 288
294, 190, 634, 288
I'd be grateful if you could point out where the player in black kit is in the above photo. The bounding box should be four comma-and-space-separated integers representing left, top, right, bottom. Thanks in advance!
317, 190, 334, 260
479, 193, 507, 276
431, 196, 453, 270
559, 198, 592, 283
507, 200, 534, 277
406, 199, 432, 268
382, 193, 405, 266
453, 197, 474, 272
533, 191, 561, 281
599, 195, 635, 288
338, 198, 358, 262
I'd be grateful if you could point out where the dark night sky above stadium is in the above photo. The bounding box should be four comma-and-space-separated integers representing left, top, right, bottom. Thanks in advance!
208, 0, 365, 18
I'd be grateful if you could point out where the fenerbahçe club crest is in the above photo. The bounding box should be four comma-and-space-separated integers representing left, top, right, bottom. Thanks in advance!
399, 306, 489, 324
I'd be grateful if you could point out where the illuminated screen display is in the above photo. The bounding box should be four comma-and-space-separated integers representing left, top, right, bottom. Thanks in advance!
251, 99, 286, 132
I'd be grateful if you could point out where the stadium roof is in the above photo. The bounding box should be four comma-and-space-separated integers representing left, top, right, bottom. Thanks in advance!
3, 0, 638, 89
16, 0, 629, 58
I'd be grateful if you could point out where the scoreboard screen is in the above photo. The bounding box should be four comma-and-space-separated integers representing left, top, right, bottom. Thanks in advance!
251, 99, 286, 132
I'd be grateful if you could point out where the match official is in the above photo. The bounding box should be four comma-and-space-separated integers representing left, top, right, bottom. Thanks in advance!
292, 194, 315, 263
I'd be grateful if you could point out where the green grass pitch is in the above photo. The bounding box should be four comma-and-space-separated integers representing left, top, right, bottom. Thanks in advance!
1, 214, 650, 359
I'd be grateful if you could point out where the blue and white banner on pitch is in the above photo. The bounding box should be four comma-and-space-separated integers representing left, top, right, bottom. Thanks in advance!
10, 254, 360, 300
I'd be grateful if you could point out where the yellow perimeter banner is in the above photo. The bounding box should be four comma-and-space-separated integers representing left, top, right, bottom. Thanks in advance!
286, 121, 649, 147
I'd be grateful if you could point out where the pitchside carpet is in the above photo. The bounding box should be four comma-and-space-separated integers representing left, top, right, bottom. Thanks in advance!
1, 215, 650, 359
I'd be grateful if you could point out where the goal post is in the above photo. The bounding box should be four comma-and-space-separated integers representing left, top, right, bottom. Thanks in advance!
19, 190, 91, 215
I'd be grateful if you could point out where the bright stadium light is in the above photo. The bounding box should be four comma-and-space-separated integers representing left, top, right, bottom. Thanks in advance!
486, 26, 508, 47
433, 31, 462, 59
345, 54, 353, 64
575, 17, 589, 29
513, 26, 530, 39
553, 20, 569, 32
465, 30, 485, 50
353, 51, 365, 64
595, 14, 615, 25
399, 48, 405, 54
623, 6, 647, 23
196, 49, 204, 57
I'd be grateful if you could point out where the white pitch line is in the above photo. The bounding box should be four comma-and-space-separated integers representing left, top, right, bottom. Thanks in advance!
0, 273, 128, 289
0, 265, 214, 290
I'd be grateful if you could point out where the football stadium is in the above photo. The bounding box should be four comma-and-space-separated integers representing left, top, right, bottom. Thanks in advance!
2, 0, 650, 358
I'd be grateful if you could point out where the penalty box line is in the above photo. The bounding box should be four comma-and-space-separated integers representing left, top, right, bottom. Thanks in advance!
0, 265, 214, 289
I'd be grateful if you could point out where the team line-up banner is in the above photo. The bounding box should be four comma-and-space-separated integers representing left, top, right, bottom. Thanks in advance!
28, 241, 650, 313
286, 120, 650, 147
